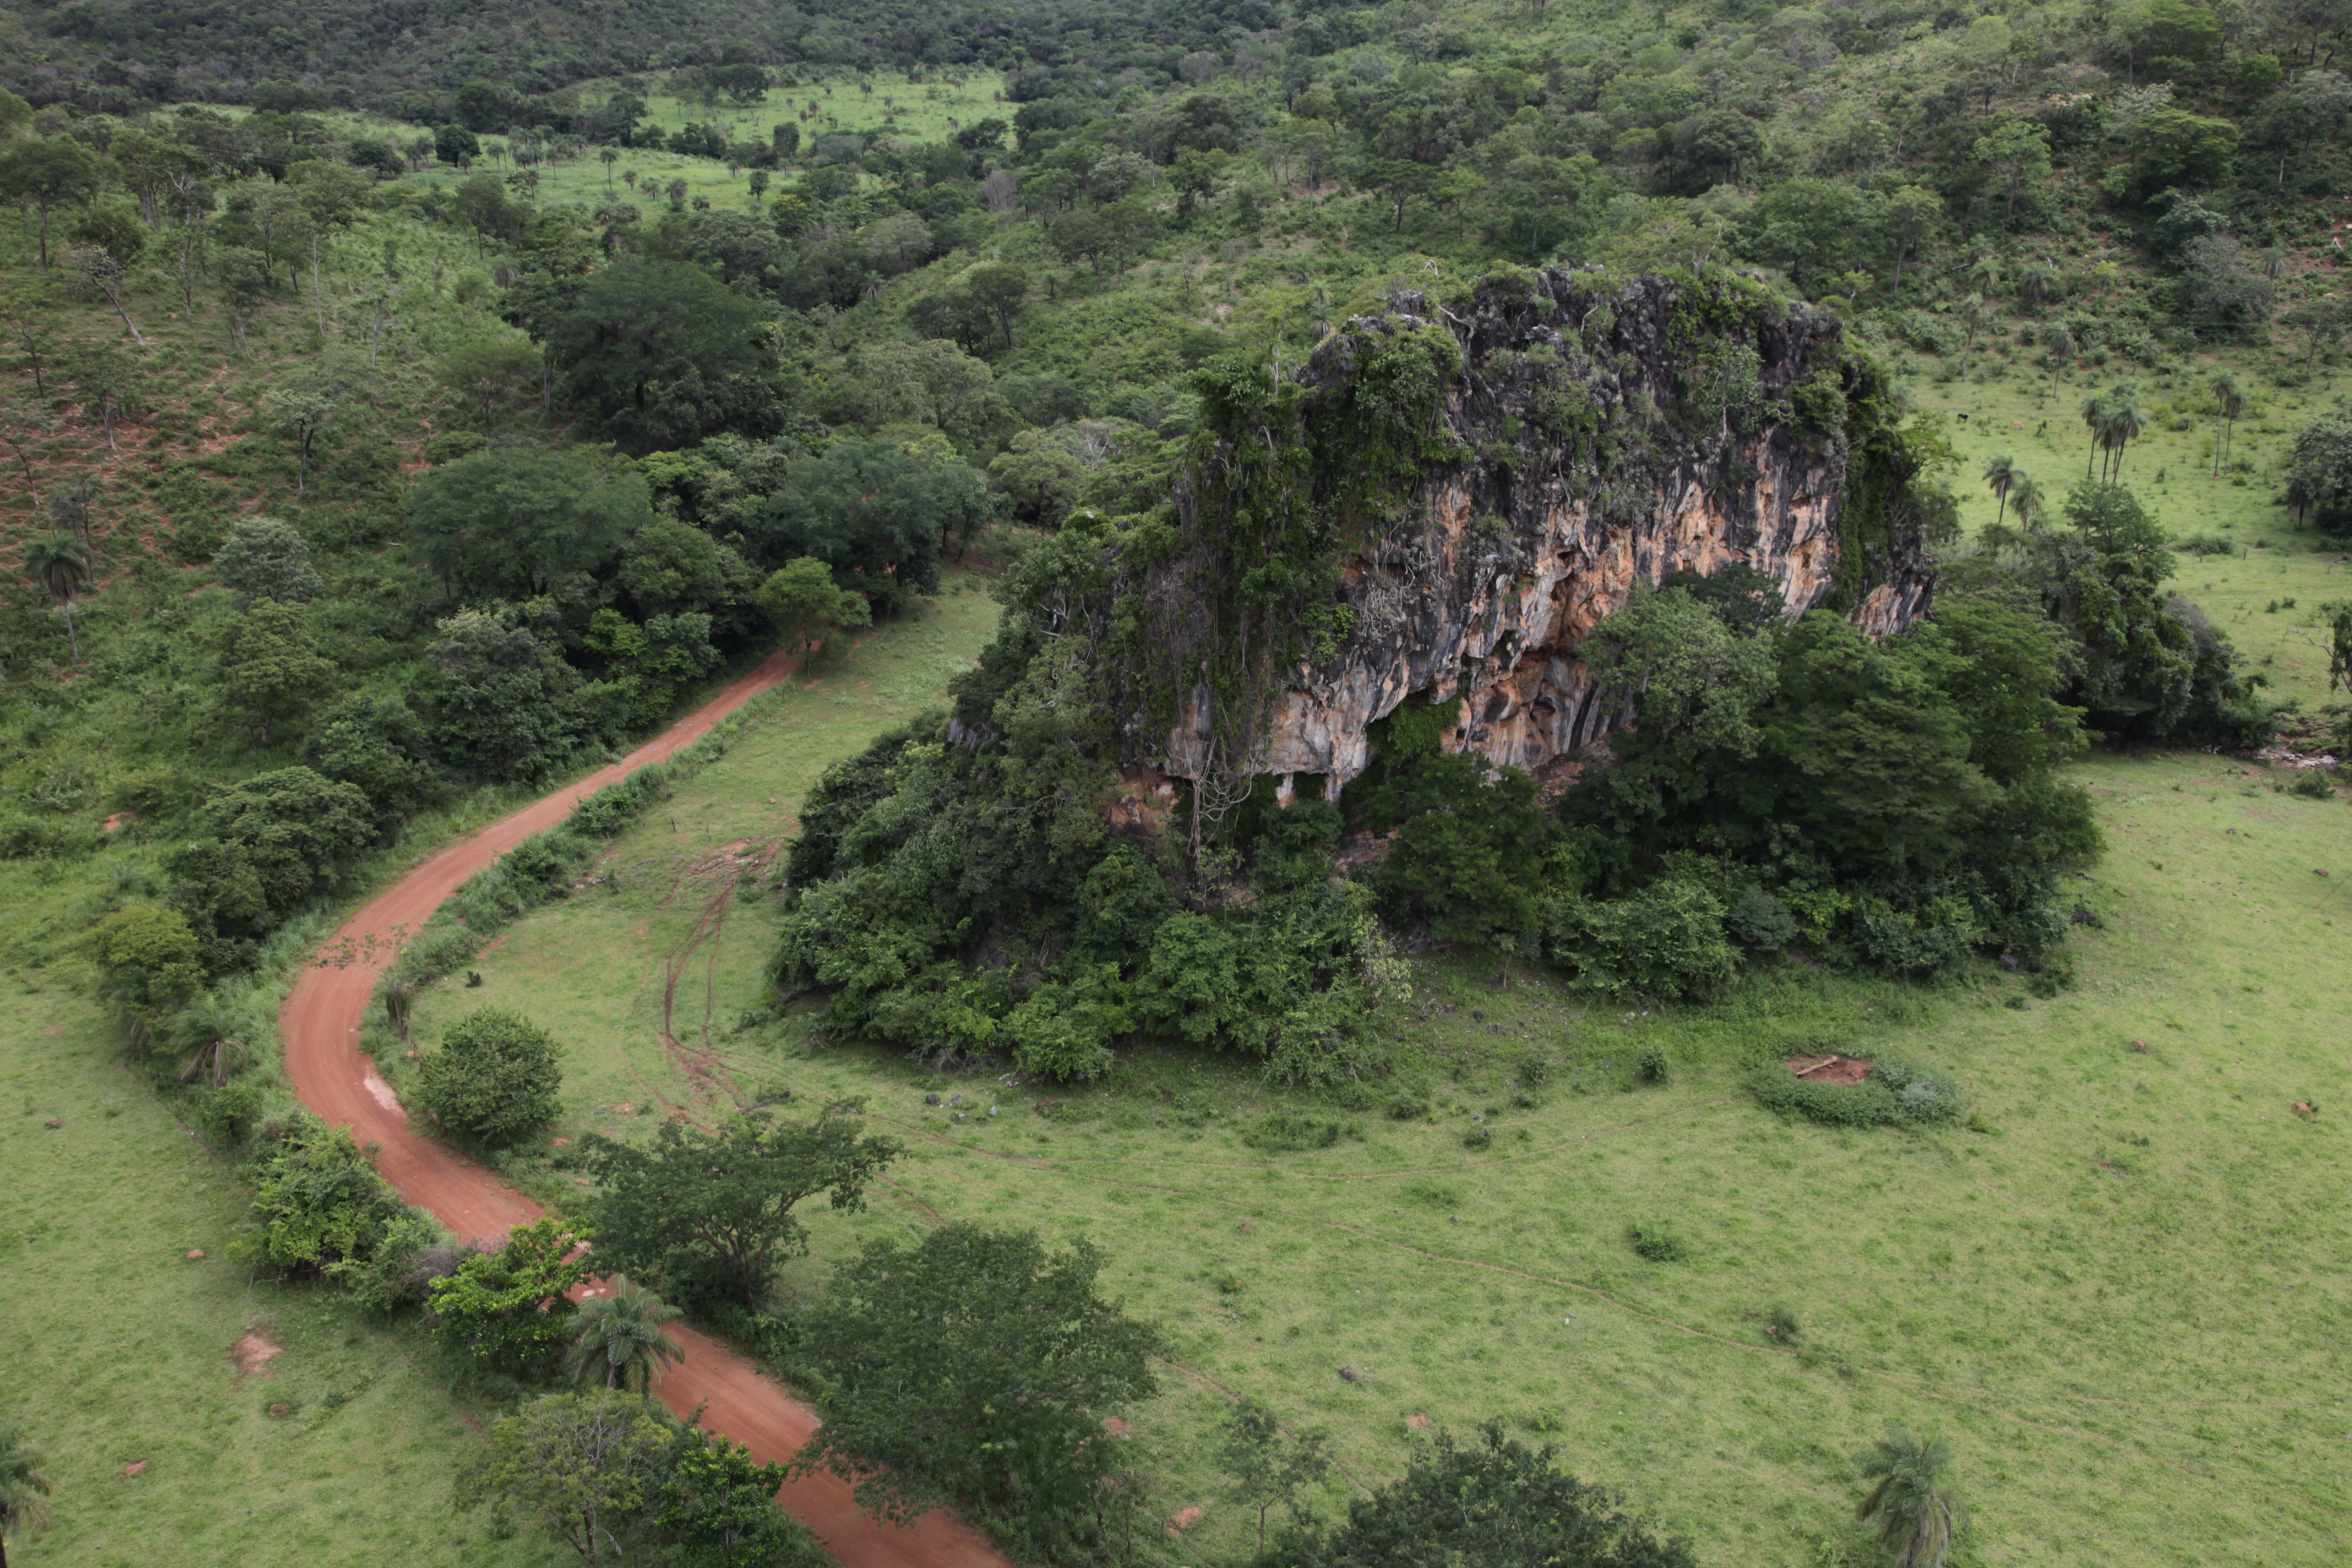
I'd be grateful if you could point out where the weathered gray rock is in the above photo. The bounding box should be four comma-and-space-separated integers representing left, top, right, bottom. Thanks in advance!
1152, 270, 1934, 794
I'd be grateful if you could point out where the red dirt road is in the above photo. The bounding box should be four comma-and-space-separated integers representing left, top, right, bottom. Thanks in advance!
280, 647, 1014, 1568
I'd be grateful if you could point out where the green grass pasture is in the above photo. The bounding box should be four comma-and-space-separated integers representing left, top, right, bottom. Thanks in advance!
435, 729, 2352, 1568
1916, 353, 2352, 711
0, 983, 542, 1568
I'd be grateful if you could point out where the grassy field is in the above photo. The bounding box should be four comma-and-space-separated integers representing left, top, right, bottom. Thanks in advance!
422, 641, 2352, 1565
1914, 347, 2352, 714
0, 973, 547, 1568
315, 68, 1007, 218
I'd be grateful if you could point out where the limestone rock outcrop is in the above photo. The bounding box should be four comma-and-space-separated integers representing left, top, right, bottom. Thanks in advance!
1153, 269, 1935, 792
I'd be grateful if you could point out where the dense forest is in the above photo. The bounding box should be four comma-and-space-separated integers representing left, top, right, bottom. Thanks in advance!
3, 0, 2351, 1557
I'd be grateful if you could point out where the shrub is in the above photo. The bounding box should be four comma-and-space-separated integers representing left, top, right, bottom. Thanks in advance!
1462, 1124, 1494, 1149
416, 1009, 564, 1150
2290, 768, 2333, 799
1626, 1220, 1687, 1261
1747, 1058, 1960, 1128
1516, 1045, 1553, 1086
1388, 1094, 1431, 1120
1724, 886, 1799, 951
1544, 878, 1737, 999
1241, 1113, 1351, 1152
1848, 896, 1980, 979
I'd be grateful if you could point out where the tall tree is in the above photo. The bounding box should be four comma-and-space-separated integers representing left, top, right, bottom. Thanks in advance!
406, 447, 651, 599
2211, 371, 2243, 476
1281, 1422, 1694, 1568
217, 597, 338, 745
1217, 1398, 1331, 1551
1982, 454, 2020, 529
0, 137, 106, 274
452, 1390, 667, 1560
789, 1223, 1164, 1540
23, 530, 90, 663
434, 336, 543, 434
573, 1104, 901, 1309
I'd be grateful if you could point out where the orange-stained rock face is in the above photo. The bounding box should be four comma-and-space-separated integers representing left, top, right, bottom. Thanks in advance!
1154, 270, 1934, 792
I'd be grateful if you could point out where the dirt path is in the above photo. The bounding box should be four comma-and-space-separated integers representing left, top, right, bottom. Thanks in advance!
280, 646, 1014, 1568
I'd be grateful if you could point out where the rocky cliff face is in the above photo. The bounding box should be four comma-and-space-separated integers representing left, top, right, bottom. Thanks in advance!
1152, 268, 1936, 794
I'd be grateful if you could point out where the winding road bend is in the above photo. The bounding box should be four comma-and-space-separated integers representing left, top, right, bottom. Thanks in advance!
280, 645, 1013, 1568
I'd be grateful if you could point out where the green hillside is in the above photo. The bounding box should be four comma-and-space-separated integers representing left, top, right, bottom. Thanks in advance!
2, 0, 2351, 1563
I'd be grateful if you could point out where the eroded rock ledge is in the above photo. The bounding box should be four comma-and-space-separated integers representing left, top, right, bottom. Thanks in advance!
1152, 268, 1936, 792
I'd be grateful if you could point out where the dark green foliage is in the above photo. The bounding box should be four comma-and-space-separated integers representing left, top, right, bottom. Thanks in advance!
232, 1113, 416, 1274
1748, 1059, 1960, 1128
532, 259, 784, 453
416, 1008, 563, 1151
211, 516, 323, 607
651, 1424, 829, 1568
1636, 1046, 1669, 1084
1359, 751, 1554, 945
1724, 887, 1799, 951
1271, 1421, 1695, 1568
1544, 879, 1737, 1001
573, 1104, 901, 1310
2028, 486, 2269, 746
746, 437, 980, 611
1562, 575, 2104, 979
167, 767, 373, 966
427, 1218, 592, 1375
410, 607, 598, 782
1239, 1113, 1352, 1152
789, 1222, 1162, 1561
406, 447, 651, 599
1626, 1220, 1687, 1261
2288, 411, 2352, 533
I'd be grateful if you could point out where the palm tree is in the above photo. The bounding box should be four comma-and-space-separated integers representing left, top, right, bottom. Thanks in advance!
563, 1277, 685, 1395
22, 529, 90, 663
0, 1422, 54, 1568
1982, 454, 2020, 528
1854, 1424, 1962, 1568
2100, 383, 2145, 481
2211, 371, 2243, 477
2006, 472, 2044, 531
2079, 389, 2109, 480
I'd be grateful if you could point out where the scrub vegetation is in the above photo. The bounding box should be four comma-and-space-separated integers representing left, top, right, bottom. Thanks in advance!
4, 0, 2352, 1561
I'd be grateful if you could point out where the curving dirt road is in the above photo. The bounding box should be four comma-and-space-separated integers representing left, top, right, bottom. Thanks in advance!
280, 647, 1014, 1568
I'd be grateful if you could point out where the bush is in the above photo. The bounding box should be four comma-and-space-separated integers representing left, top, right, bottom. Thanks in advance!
1848, 896, 1980, 979
1747, 1058, 1960, 1128
1724, 886, 1799, 951
1544, 879, 1737, 999
1636, 1046, 1669, 1084
1240, 1113, 1351, 1151
1627, 1220, 1687, 1261
1516, 1045, 1553, 1086
416, 1009, 564, 1151
2290, 768, 2334, 799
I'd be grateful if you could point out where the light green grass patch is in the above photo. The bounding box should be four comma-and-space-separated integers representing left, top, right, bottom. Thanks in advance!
0, 987, 540, 1568
447, 735, 2352, 1566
